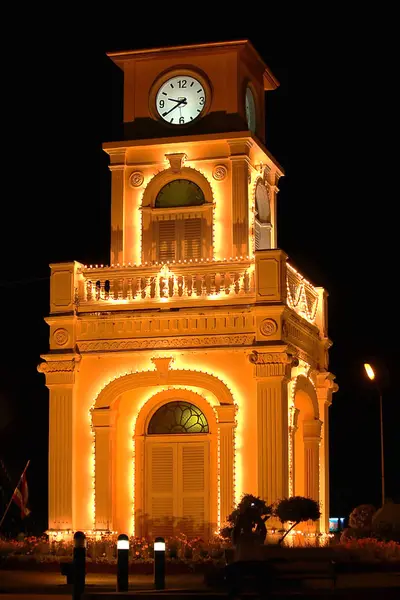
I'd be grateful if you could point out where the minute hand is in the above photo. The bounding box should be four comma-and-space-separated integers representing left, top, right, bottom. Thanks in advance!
162, 99, 187, 117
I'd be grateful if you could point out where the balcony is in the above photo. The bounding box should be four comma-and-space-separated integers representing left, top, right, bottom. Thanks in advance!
49, 250, 323, 327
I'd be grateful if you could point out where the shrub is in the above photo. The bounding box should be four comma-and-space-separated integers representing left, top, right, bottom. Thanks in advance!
349, 504, 376, 529
219, 493, 272, 545
274, 496, 321, 545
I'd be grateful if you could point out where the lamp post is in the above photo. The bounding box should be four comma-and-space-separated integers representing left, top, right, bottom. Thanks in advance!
364, 363, 385, 506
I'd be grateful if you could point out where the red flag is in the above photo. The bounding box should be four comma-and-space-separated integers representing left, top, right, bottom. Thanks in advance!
12, 472, 30, 518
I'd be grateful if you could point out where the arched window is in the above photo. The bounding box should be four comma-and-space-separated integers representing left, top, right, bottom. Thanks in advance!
148, 401, 209, 434
254, 180, 272, 250
155, 179, 205, 208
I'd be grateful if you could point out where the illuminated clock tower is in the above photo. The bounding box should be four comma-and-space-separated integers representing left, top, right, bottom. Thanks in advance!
39, 41, 337, 540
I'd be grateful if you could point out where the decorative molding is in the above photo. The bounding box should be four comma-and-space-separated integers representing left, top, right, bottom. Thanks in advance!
78, 334, 255, 353
53, 328, 69, 347
212, 164, 228, 181
37, 354, 81, 386
165, 153, 187, 173
129, 171, 144, 188
283, 314, 321, 365
249, 351, 294, 378
38, 358, 80, 373
151, 356, 174, 377
259, 318, 278, 337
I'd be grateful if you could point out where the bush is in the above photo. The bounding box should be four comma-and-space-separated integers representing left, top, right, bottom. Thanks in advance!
275, 496, 321, 545
349, 504, 376, 529
219, 493, 272, 545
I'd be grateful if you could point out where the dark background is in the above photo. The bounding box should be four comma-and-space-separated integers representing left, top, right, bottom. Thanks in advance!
0, 18, 397, 534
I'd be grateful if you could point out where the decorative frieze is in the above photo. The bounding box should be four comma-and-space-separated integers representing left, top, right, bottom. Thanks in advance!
78, 334, 255, 353
38, 354, 81, 386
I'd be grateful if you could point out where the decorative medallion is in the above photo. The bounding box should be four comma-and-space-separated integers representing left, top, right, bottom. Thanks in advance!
259, 318, 278, 337
212, 164, 228, 181
129, 171, 144, 188
53, 328, 69, 346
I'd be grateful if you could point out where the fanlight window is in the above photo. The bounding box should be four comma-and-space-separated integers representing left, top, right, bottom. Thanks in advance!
155, 179, 205, 208
148, 401, 209, 434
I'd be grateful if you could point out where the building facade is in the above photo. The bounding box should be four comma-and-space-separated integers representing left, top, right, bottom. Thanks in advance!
39, 41, 337, 539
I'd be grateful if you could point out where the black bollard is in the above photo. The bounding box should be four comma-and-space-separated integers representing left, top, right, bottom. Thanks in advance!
73, 531, 86, 600
154, 536, 166, 590
117, 533, 129, 592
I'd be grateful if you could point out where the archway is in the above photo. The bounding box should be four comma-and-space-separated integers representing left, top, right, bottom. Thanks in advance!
91, 367, 236, 536
291, 376, 321, 530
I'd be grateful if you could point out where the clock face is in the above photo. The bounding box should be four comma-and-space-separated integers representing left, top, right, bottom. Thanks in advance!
155, 75, 207, 125
245, 87, 256, 133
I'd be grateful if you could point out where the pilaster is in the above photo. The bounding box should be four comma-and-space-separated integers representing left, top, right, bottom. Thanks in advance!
107, 149, 127, 265
215, 405, 236, 525
92, 408, 116, 531
303, 419, 322, 502
316, 372, 338, 532
38, 354, 81, 530
229, 140, 251, 257
249, 351, 293, 505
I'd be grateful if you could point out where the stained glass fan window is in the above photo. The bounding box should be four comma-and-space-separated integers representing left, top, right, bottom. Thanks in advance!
148, 401, 209, 434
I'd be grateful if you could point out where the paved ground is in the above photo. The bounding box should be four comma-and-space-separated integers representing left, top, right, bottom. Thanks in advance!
0, 569, 399, 598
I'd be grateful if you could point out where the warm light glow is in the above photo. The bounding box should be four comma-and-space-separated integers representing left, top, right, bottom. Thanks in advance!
154, 541, 166, 551
117, 539, 130, 550
364, 363, 375, 381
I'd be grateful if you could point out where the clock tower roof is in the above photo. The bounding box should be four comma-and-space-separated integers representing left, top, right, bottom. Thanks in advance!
107, 39, 279, 92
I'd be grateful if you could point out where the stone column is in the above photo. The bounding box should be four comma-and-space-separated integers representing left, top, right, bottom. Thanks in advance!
38, 354, 81, 531
249, 351, 292, 506
92, 408, 116, 531
229, 140, 252, 257
303, 419, 322, 502
316, 372, 338, 532
215, 405, 236, 525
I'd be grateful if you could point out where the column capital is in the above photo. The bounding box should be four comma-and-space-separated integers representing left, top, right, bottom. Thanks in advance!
38, 353, 81, 386
315, 371, 338, 405
92, 408, 117, 428
215, 404, 237, 424
303, 418, 322, 442
249, 351, 296, 378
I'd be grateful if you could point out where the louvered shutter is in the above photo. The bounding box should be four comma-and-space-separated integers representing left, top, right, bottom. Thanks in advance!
255, 220, 271, 250
147, 444, 175, 537
179, 442, 209, 538
183, 218, 202, 260
158, 221, 177, 262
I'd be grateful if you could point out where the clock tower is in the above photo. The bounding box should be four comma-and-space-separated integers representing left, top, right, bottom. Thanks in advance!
39, 41, 336, 541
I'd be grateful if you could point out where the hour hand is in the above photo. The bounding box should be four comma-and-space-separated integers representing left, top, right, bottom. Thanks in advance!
162, 98, 187, 117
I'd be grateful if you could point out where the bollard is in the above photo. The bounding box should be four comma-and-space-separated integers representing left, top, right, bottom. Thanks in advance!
154, 536, 166, 590
73, 531, 86, 600
117, 533, 129, 592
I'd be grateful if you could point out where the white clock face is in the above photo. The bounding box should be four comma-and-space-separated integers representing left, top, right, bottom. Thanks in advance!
155, 75, 206, 125
245, 87, 256, 133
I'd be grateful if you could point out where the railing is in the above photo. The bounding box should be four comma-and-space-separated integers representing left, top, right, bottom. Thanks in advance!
79, 260, 255, 307
286, 264, 319, 323
50, 251, 322, 327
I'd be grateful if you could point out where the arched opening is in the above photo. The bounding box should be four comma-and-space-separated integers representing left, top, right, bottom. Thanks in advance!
144, 398, 212, 539
292, 377, 321, 532
155, 179, 205, 208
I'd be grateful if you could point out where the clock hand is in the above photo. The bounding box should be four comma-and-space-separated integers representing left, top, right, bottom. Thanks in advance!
162, 98, 187, 117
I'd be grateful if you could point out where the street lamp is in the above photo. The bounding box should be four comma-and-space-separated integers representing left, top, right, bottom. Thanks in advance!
364, 363, 385, 506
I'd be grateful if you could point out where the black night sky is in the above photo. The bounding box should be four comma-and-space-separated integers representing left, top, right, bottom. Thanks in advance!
0, 19, 398, 534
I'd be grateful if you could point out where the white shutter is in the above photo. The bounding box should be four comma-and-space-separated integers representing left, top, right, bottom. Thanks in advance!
147, 444, 175, 537
255, 220, 271, 250
183, 218, 202, 260
179, 443, 209, 538
158, 221, 177, 262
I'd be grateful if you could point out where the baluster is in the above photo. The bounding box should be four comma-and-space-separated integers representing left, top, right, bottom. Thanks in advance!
126, 278, 133, 301
135, 277, 142, 299
238, 274, 245, 295
200, 274, 206, 296
109, 278, 115, 300
219, 272, 226, 295
209, 273, 216, 295
86, 280, 93, 302
95, 280, 101, 301
228, 273, 235, 295
190, 274, 197, 297
118, 278, 123, 300
181, 275, 188, 297
148, 276, 154, 299
171, 275, 177, 298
